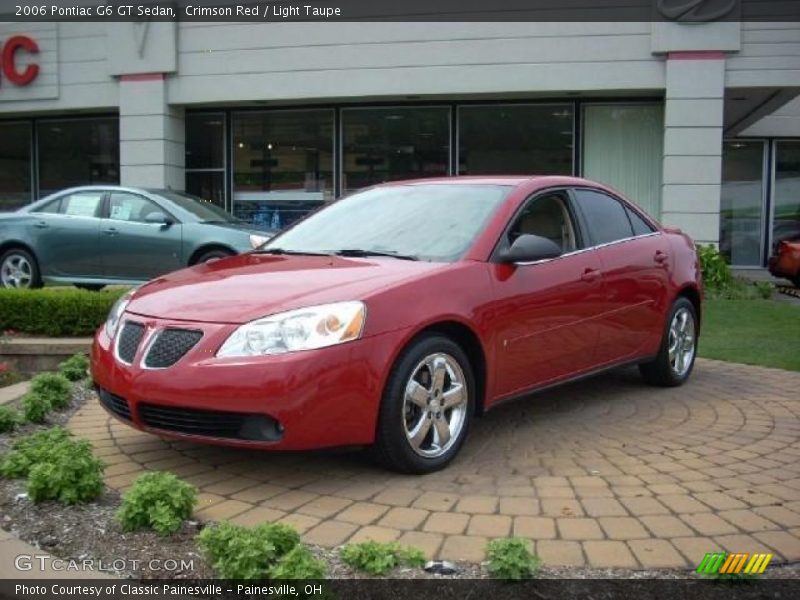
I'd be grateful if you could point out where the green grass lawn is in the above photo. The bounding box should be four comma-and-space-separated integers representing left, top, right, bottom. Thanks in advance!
699, 298, 800, 371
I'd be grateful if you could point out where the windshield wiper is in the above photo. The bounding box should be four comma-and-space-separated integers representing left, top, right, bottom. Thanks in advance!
332, 249, 419, 261
254, 248, 333, 257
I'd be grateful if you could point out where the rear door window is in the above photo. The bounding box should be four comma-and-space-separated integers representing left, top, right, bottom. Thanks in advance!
59, 191, 104, 218
573, 189, 634, 246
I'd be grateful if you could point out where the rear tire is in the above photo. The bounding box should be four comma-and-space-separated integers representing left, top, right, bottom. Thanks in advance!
0, 248, 42, 289
639, 297, 698, 387
193, 248, 235, 264
793, 275, 800, 289
373, 334, 475, 474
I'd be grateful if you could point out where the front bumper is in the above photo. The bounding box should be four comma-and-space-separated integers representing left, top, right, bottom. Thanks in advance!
91, 312, 406, 450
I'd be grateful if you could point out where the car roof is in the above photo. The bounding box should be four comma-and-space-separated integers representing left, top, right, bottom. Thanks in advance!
375, 175, 598, 188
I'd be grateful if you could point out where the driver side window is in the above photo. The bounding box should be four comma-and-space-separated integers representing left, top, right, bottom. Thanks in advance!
508, 193, 578, 253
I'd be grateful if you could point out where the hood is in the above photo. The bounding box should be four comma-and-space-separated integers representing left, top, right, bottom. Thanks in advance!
126, 253, 446, 324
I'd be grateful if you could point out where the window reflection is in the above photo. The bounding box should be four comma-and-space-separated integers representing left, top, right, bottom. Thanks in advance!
720, 141, 765, 266
774, 141, 800, 248
232, 110, 333, 228
459, 104, 573, 175
38, 118, 119, 197
342, 107, 450, 193
0, 122, 32, 211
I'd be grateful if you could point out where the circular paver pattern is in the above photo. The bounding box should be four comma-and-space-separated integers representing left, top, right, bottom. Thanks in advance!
68, 359, 800, 569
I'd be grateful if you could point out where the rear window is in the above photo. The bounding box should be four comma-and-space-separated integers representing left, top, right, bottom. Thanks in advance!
573, 189, 634, 245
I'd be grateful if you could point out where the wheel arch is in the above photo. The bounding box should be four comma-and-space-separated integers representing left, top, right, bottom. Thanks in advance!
0, 239, 38, 260
676, 284, 702, 330
389, 319, 488, 418
187, 243, 238, 265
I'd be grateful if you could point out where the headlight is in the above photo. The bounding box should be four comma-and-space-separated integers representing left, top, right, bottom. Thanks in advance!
249, 234, 270, 249
104, 288, 137, 338
217, 301, 366, 357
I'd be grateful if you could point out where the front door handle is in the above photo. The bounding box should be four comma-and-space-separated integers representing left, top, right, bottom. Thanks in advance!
654, 250, 669, 264
33, 221, 49, 229
103, 227, 119, 236
581, 268, 602, 283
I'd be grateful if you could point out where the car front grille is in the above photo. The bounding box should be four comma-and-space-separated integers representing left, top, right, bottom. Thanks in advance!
117, 321, 145, 364
143, 328, 203, 369
98, 388, 132, 421
139, 403, 282, 442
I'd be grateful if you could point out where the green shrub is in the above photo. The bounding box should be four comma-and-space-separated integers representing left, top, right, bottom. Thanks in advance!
486, 538, 541, 580
0, 427, 72, 478
117, 471, 198, 536
58, 353, 90, 382
340, 541, 426, 576
30, 373, 72, 409
21, 392, 51, 423
0, 427, 104, 504
697, 244, 733, 291
197, 522, 302, 579
0, 406, 21, 433
0, 288, 128, 336
269, 545, 327, 579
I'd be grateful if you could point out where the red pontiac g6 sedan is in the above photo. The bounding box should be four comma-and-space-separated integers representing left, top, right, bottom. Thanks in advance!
91, 176, 702, 473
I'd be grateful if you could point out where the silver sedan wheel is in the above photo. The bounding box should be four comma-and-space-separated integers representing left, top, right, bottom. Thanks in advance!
668, 307, 696, 377
402, 352, 468, 458
1, 253, 33, 288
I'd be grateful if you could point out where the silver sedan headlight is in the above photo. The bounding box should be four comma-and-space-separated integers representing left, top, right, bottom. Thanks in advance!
217, 301, 366, 357
249, 234, 270, 249
104, 288, 137, 338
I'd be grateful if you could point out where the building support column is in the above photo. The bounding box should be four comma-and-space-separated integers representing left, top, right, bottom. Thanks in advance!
661, 52, 726, 245
118, 73, 184, 190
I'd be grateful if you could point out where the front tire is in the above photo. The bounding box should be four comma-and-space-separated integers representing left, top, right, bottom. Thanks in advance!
639, 297, 698, 387
0, 248, 42, 289
373, 335, 475, 474
74, 284, 106, 292
193, 248, 235, 264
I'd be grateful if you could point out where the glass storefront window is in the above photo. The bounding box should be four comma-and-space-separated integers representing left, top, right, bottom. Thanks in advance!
185, 113, 225, 170
582, 104, 663, 219
186, 171, 225, 208
232, 109, 333, 229
0, 122, 32, 211
342, 107, 449, 193
37, 117, 119, 197
720, 141, 765, 266
458, 104, 573, 176
773, 141, 800, 248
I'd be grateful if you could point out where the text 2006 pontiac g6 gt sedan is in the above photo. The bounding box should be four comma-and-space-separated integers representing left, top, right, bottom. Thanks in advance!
91, 176, 702, 473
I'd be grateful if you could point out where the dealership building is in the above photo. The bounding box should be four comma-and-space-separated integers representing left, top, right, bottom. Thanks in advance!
0, 16, 799, 268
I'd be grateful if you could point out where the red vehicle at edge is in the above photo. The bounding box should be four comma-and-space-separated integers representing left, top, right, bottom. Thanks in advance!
768, 239, 800, 288
91, 176, 702, 473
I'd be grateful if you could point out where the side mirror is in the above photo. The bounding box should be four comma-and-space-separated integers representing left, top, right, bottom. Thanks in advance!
497, 234, 562, 264
144, 212, 172, 226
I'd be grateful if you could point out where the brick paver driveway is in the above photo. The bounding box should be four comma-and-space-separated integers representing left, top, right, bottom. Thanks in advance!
68, 359, 800, 569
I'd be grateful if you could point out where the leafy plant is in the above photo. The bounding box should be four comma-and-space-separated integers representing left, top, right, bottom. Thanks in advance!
340, 541, 426, 576
752, 281, 773, 300
26, 448, 105, 504
21, 392, 51, 423
30, 373, 72, 410
269, 545, 327, 579
117, 471, 198, 536
197, 522, 302, 579
0, 406, 21, 433
697, 244, 733, 291
486, 538, 541, 580
0, 361, 23, 388
0, 288, 128, 336
58, 353, 90, 382
0, 427, 104, 504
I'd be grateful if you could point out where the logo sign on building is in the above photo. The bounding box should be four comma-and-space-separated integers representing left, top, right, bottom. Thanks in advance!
0, 35, 39, 86
696, 552, 773, 575
0, 24, 58, 102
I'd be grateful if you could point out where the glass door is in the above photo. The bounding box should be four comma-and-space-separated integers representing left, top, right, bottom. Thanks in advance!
772, 141, 800, 251
720, 141, 766, 267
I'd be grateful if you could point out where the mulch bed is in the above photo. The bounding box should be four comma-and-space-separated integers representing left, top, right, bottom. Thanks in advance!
1, 382, 798, 581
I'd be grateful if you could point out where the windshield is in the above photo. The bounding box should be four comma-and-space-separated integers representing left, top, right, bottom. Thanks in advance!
154, 190, 241, 223
263, 184, 511, 262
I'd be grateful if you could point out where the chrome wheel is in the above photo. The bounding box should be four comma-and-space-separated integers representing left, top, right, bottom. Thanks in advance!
1, 253, 33, 288
402, 352, 468, 458
668, 307, 696, 377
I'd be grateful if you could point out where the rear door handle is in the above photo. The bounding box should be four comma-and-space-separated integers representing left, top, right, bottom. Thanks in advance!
33, 221, 49, 229
654, 251, 669, 264
103, 227, 118, 236
581, 268, 602, 283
